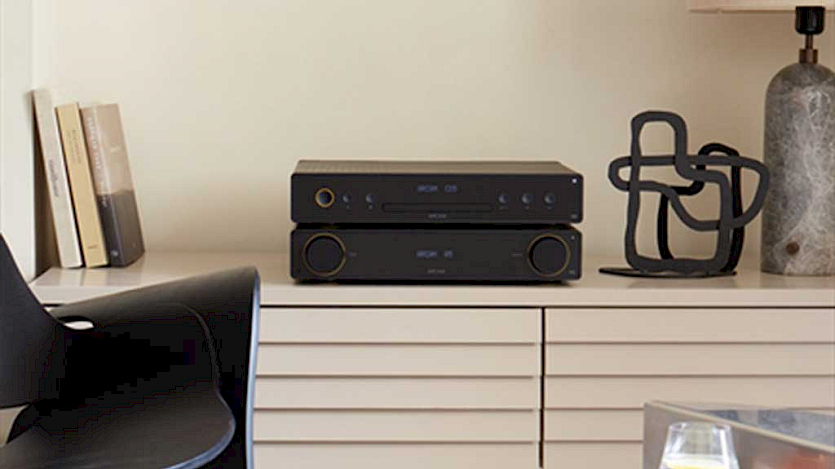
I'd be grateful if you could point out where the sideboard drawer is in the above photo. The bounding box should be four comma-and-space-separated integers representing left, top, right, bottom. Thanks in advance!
261, 308, 540, 344
255, 409, 538, 442
253, 306, 542, 468
256, 307, 541, 411
259, 343, 539, 377
545, 442, 641, 469
546, 376, 835, 409
547, 343, 835, 375
546, 308, 835, 343
545, 410, 644, 441
255, 442, 539, 469
257, 377, 539, 409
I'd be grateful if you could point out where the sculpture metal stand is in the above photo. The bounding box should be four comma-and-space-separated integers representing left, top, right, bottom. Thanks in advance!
600, 111, 769, 278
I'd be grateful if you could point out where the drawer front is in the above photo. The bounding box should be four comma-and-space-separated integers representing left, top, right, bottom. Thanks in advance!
546, 376, 835, 409
255, 442, 539, 469
259, 343, 539, 377
547, 343, 835, 375
255, 410, 538, 442
254, 307, 541, 468
545, 442, 642, 469
256, 377, 539, 409
262, 308, 540, 343
545, 306, 835, 452
545, 408, 835, 442
545, 410, 644, 441
546, 308, 835, 343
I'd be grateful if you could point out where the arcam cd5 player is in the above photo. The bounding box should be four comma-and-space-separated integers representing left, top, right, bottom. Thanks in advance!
291, 225, 581, 283
291, 160, 583, 224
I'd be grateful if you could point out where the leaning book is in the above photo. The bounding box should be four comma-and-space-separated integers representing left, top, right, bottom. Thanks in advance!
80, 103, 145, 267
32, 89, 83, 268
56, 103, 108, 267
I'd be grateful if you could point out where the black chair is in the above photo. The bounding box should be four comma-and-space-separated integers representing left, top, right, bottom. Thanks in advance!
0, 235, 260, 469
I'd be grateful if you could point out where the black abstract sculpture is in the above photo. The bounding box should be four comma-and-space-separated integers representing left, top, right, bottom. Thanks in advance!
601, 111, 769, 278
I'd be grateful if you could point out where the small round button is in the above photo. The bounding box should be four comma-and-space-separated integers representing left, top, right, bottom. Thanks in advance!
544, 193, 556, 205
498, 193, 509, 205
303, 234, 346, 277
521, 193, 534, 205
527, 234, 570, 277
365, 193, 375, 204
342, 193, 353, 204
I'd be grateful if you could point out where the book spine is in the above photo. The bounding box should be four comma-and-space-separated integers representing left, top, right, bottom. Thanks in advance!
56, 103, 108, 267
31, 89, 83, 268
81, 106, 126, 266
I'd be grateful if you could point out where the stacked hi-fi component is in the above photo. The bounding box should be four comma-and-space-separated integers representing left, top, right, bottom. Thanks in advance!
290, 160, 583, 283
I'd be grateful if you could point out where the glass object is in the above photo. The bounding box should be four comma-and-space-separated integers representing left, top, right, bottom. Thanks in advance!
659, 422, 740, 469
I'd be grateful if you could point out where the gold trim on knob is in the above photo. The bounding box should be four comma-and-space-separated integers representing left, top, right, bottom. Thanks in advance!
314, 187, 336, 208
526, 233, 571, 277
302, 233, 347, 277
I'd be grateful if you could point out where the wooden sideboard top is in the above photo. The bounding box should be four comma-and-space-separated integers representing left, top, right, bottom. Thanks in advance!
29, 251, 835, 307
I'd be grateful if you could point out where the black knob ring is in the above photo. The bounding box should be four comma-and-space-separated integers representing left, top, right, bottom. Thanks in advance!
302, 233, 347, 277
526, 233, 571, 278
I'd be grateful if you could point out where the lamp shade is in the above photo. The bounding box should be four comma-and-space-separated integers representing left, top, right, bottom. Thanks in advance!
688, 0, 834, 12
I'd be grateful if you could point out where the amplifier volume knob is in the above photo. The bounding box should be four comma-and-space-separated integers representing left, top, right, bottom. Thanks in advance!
527, 234, 570, 277
303, 234, 346, 277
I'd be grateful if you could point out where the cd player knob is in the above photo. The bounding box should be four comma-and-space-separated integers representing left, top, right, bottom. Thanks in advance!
304, 234, 346, 277
527, 234, 570, 277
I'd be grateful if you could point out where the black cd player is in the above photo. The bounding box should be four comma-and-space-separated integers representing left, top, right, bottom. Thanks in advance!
291, 225, 581, 283
291, 160, 583, 224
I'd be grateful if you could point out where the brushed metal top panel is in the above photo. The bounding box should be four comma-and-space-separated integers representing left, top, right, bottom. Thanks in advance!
294, 160, 580, 176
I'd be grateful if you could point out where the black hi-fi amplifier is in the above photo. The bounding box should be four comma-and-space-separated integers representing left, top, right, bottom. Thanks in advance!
291, 225, 581, 283
291, 160, 583, 224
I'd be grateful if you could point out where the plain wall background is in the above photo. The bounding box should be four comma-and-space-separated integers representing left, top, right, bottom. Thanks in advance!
46, 0, 833, 260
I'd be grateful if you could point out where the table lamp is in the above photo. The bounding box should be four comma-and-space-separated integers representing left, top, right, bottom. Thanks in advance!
689, 1, 835, 276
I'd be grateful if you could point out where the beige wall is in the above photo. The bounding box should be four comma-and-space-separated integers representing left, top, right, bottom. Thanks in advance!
50, 0, 832, 259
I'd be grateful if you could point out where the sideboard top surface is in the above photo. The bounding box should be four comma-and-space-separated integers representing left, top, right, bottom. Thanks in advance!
29, 251, 834, 307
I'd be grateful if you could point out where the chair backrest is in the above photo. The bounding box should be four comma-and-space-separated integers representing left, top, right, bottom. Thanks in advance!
189, 268, 260, 469
50, 264, 260, 468
0, 235, 68, 409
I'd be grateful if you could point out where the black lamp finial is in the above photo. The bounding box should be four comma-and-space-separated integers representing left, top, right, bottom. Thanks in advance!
796, 6, 825, 63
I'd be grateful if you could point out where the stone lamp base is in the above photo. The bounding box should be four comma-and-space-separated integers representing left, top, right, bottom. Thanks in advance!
761, 62, 835, 276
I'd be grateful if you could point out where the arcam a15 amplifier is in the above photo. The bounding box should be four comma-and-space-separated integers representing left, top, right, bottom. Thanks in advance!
291, 160, 583, 224
291, 226, 581, 282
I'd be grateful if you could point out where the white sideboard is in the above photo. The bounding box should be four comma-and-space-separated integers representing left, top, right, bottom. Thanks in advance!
26, 252, 835, 468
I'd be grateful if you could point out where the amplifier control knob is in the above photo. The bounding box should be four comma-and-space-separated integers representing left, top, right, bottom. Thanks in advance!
527, 234, 570, 277
303, 234, 346, 277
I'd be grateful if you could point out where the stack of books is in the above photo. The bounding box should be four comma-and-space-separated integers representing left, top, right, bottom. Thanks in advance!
32, 88, 145, 269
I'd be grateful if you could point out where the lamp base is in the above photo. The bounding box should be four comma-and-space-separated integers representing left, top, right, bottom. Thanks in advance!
761, 62, 835, 276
